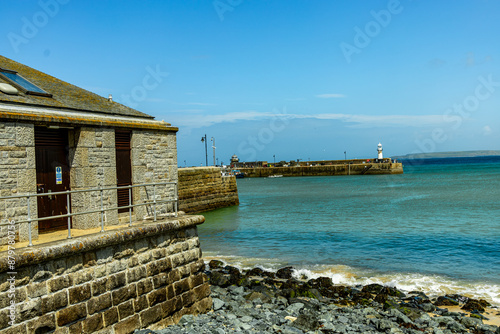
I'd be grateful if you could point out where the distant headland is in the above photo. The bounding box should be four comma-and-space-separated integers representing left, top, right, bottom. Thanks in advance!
394, 150, 500, 160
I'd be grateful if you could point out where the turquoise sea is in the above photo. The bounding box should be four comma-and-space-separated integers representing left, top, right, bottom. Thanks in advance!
198, 157, 500, 305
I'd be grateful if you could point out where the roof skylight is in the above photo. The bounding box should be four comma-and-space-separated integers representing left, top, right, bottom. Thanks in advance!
0, 68, 52, 97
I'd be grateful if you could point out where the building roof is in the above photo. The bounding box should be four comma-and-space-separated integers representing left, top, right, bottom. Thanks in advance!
0, 55, 154, 119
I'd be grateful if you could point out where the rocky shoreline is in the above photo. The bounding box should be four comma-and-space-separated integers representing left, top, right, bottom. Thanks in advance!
136, 261, 500, 334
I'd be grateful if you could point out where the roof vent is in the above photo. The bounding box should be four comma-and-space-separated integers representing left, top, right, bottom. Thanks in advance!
108, 94, 113, 102
0, 83, 19, 95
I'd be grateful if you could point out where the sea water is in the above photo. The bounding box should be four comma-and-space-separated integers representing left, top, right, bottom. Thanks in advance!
198, 157, 500, 304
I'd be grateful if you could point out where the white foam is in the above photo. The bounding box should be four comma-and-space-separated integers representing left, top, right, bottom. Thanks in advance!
203, 255, 500, 306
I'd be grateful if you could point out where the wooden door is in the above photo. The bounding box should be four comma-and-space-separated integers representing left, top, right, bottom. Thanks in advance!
115, 130, 132, 213
35, 127, 71, 232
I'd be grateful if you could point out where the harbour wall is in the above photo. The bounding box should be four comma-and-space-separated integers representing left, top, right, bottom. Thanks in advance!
239, 162, 403, 177
0, 216, 212, 334
178, 167, 239, 214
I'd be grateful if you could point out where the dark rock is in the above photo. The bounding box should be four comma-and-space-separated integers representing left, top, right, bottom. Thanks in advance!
434, 295, 459, 306
362, 283, 385, 294
374, 293, 388, 304
381, 286, 405, 298
352, 291, 373, 305
245, 267, 264, 277
224, 265, 241, 276
208, 271, 230, 287
208, 260, 224, 269
309, 276, 333, 289
462, 299, 486, 312
276, 266, 294, 279
397, 305, 423, 322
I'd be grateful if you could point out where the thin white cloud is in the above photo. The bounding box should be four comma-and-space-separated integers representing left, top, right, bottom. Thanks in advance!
315, 94, 346, 98
167, 110, 446, 129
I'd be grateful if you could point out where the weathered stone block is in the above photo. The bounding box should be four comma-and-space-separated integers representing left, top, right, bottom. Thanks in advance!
193, 283, 211, 300
174, 278, 191, 296
41, 290, 68, 313
92, 277, 107, 296
147, 287, 166, 306
56, 303, 87, 326
27, 281, 47, 298
106, 272, 126, 291
167, 285, 175, 300
103, 307, 118, 327
168, 268, 181, 285
106, 259, 127, 275
190, 273, 205, 289
27, 313, 56, 333
112, 285, 137, 305
140, 304, 162, 327
1, 323, 27, 334
68, 283, 91, 304
127, 265, 147, 283
190, 258, 205, 275
82, 313, 104, 333
118, 300, 134, 320
133, 295, 148, 313
87, 292, 112, 315
15, 122, 34, 147
68, 320, 82, 334
181, 290, 196, 307
47, 275, 72, 293
70, 269, 93, 285
152, 273, 168, 289
16, 298, 42, 323
113, 314, 140, 334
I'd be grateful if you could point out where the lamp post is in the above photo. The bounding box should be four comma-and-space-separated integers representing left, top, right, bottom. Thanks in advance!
273, 154, 275, 164
211, 137, 216, 166
201, 134, 208, 166
344, 151, 347, 161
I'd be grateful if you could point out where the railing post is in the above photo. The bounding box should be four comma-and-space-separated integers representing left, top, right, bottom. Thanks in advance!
153, 184, 157, 222
67, 190, 72, 239
128, 186, 132, 227
27, 195, 33, 247
100, 187, 104, 232
174, 182, 178, 217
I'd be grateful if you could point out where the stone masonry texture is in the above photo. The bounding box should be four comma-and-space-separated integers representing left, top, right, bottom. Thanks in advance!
0, 215, 212, 334
0, 121, 37, 244
0, 122, 179, 246
178, 167, 239, 214
131, 130, 177, 221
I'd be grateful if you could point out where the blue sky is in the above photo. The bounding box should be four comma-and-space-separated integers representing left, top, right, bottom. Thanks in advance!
2, 0, 500, 166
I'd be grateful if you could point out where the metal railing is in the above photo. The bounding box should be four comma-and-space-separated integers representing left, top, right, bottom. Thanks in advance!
0, 181, 178, 247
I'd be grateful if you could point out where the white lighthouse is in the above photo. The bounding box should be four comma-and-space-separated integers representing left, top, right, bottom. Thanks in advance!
377, 143, 383, 160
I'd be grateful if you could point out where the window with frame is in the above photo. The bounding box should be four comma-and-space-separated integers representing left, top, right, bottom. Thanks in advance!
0, 68, 52, 97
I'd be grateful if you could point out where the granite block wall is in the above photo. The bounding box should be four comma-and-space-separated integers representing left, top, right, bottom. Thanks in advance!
0, 216, 212, 334
131, 130, 177, 220
69, 127, 119, 229
0, 122, 37, 244
178, 167, 239, 213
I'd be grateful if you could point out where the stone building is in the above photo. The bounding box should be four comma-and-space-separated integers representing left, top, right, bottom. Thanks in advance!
0, 55, 179, 245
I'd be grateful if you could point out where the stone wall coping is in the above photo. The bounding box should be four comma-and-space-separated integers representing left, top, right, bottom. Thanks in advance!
179, 167, 221, 172
0, 215, 205, 272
